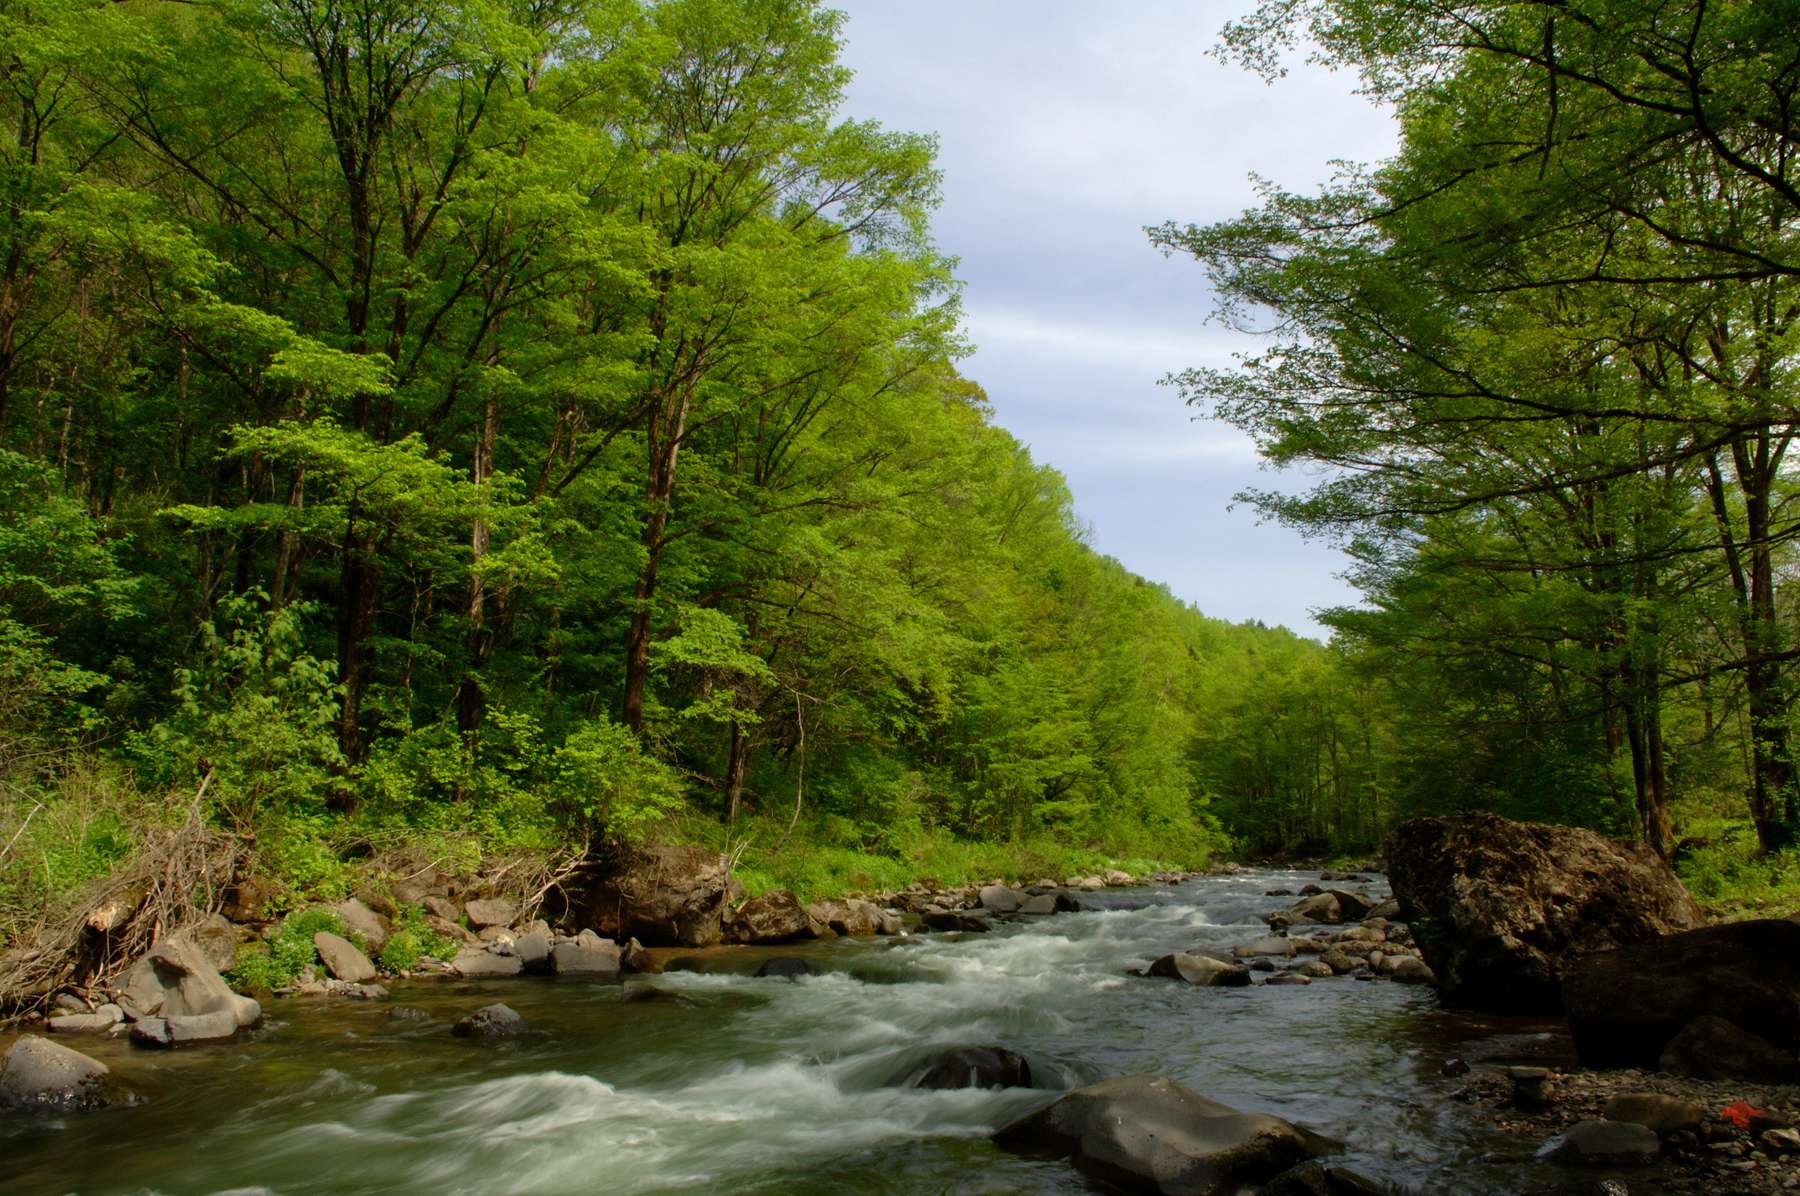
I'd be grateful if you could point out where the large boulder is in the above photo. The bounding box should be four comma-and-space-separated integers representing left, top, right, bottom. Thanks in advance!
995, 1075, 1336, 1195
463, 897, 518, 931
1385, 814, 1703, 1013
724, 890, 821, 945
576, 845, 730, 947
1562, 919, 1800, 1068
0, 1036, 123, 1112
978, 884, 1023, 913
116, 938, 261, 1031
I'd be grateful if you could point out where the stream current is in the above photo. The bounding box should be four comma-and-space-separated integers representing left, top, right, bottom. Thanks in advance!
4, 869, 1608, 1194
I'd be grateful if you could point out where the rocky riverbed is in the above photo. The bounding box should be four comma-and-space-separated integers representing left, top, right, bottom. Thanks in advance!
10, 864, 1784, 1194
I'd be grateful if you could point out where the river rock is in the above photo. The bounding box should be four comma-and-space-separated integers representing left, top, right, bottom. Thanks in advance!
897, 1045, 1033, 1090
0, 1036, 120, 1111
1381, 956, 1436, 985
1563, 919, 1800, 1068
1295, 960, 1335, 979
183, 914, 241, 973
1103, 869, 1133, 886
1320, 950, 1357, 975
463, 897, 518, 931
807, 898, 898, 937
1326, 890, 1376, 921
1603, 1093, 1707, 1134
421, 895, 461, 923
1290, 893, 1342, 924
452, 1003, 524, 1038
1147, 953, 1252, 987
1018, 893, 1057, 915
755, 956, 814, 979
1658, 1014, 1800, 1083
576, 844, 729, 947
450, 947, 524, 979
313, 932, 378, 983
550, 937, 621, 979
1234, 937, 1297, 959
1366, 898, 1400, 921
47, 1005, 124, 1034
513, 930, 550, 973
1536, 1119, 1660, 1166
724, 890, 821, 945
994, 1075, 1335, 1195
979, 884, 1024, 913
330, 898, 390, 953
1263, 971, 1311, 986
116, 937, 261, 1031
923, 910, 991, 934
1385, 813, 1703, 1013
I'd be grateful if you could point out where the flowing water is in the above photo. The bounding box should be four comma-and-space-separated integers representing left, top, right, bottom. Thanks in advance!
3, 869, 1614, 1194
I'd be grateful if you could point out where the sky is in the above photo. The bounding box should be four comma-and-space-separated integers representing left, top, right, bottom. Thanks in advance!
831, 1, 1399, 638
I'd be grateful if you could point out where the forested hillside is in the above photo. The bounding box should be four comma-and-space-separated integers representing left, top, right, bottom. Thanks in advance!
1156, 0, 1800, 898
0, 0, 1398, 939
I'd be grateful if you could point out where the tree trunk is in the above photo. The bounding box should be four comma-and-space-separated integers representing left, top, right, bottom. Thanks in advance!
622, 381, 692, 733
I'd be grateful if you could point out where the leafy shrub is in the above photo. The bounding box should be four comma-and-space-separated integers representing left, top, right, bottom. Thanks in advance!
549, 718, 685, 842
376, 903, 460, 972
227, 907, 345, 991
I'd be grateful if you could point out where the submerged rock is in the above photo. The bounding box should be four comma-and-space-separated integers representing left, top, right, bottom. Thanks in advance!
895, 1045, 1033, 1090
755, 956, 814, 979
452, 1003, 524, 1038
922, 910, 991, 934
1385, 814, 1702, 1013
0, 1036, 123, 1112
994, 1075, 1336, 1195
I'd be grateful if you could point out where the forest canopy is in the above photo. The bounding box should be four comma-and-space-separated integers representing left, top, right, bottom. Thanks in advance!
0, 0, 1390, 933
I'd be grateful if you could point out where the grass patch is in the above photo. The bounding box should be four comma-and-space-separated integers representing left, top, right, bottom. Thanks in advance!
1676, 817, 1800, 919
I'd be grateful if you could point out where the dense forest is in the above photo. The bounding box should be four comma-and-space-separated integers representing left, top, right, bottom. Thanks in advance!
0, 0, 1398, 941
5, 0, 1796, 944
1155, 0, 1800, 895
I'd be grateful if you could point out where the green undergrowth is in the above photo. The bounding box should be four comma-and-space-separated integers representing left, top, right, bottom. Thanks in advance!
377, 904, 462, 973
682, 811, 1209, 903
1676, 817, 1800, 920
228, 907, 348, 991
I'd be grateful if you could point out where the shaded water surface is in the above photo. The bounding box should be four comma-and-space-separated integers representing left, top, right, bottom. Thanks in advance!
4, 870, 1601, 1194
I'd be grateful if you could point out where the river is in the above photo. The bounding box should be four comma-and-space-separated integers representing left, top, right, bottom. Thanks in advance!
3, 868, 1617, 1194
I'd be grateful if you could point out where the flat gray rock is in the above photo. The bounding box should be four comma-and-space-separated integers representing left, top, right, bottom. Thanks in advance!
450, 947, 523, 978
463, 897, 518, 930
330, 898, 389, 953
550, 939, 620, 978
313, 931, 378, 983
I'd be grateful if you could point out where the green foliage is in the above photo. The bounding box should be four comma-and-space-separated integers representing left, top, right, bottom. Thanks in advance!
227, 907, 345, 992
548, 719, 685, 842
377, 904, 461, 973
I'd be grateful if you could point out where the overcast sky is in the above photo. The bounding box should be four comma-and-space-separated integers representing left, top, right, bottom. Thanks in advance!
831, 1, 1398, 638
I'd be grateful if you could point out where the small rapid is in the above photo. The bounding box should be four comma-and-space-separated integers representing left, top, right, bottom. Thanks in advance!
2, 870, 1583, 1194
